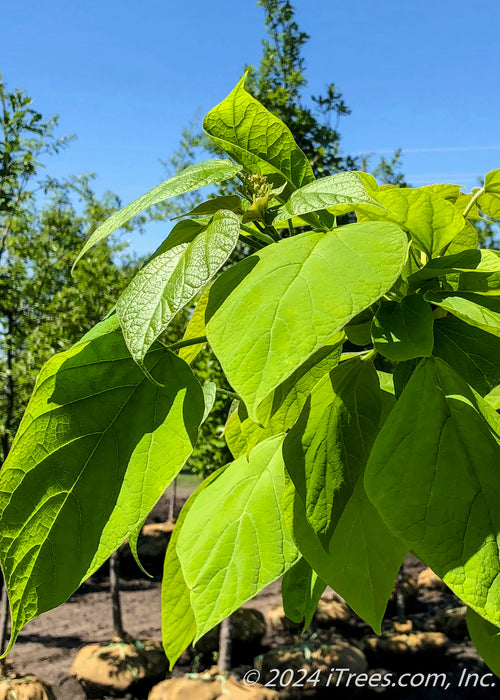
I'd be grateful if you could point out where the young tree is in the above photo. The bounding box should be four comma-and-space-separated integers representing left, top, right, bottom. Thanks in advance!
1, 76, 500, 680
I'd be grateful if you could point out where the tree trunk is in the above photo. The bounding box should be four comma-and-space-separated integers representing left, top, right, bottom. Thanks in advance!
218, 616, 232, 673
0, 582, 9, 676
1, 311, 14, 463
395, 570, 406, 622
0, 313, 14, 675
167, 478, 177, 521
109, 552, 125, 639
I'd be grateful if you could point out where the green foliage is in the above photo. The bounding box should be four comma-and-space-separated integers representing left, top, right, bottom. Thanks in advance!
365, 358, 500, 626
116, 209, 240, 365
281, 558, 325, 629
0, 316, 203, 654
467, 608, 500, 676
1, 76, 500, 678
175, 435, 298, 640
205, 220, 407, 421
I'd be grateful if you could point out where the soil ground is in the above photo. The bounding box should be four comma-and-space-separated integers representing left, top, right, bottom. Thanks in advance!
4, 480, 499, 700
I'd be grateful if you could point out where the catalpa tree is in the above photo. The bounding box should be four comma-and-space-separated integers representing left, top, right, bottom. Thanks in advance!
1, 76, 500, 673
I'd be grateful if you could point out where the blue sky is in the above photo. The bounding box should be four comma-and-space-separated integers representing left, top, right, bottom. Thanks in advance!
1, 0, 499, 256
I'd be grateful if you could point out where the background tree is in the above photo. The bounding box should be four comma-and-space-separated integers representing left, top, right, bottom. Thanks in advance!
245, 0, 355, 177
0, 74, 140, 667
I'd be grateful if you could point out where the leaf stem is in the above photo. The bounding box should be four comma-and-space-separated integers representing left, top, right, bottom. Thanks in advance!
215, 387, 240, 400
462, 187, 485, 218
167, 336, 207, 352
240, 224, 275, 245
287, 220, 295, 237
239, 233, 264, 250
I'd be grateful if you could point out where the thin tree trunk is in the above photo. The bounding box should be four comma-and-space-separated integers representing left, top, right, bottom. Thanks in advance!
0, 583, 9, 676
395, 570, 406, 622
1, 311, 14, 462
167, 478, 177, 521
218, 616, 232, 673
110, 552, 125, 639
0, 312, 14, 676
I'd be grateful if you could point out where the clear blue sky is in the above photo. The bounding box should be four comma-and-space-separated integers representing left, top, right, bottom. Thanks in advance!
2, 0, 499, 256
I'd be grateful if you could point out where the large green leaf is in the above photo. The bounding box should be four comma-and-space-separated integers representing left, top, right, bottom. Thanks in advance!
365, 357, 500, 627
0, 316, 204, 654
425, 291, 500, 337
274, 172, 385, 222
172, 195, 243, 219
466, 609, 500, 677
176, 435, 298, 639
433, 316, 500, 395
408, 248, 500, 296
284, 473, 407, 633
478, 169, 500, 221
162, 466, 227, 668
74, 160, 241, 265
116, 210, 240, 364
225, 340, 343, 458
409, 249, 500, 287
421, 183, 462, 201
281, 558, 326, 628
203, 75, 314, 195
358, 187, 466, 258
283, 357, 380, 544
446, 220, 479, 255
206, 221, 408, 421
371, 294, 434, 361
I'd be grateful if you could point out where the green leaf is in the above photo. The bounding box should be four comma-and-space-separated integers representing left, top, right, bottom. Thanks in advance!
116, 210, 240, 364
365, 357, 500, 627
345, 310, 373, 346
409, 249, 500, 294
485, 385, 500, 411
283, 357, 381, 543
377, 370, 395, 395
371, 294, 434, 361
173, 195, 243, 219
203, 75, 314, 196
409, 249, 496, 283
74, 160, 241, 265
393, 358, 419, 399
433, 317, 500, 395
358, 187, 466, 258
162, 466, 227, 668
281, 558, 326, 628
206, 221, 408, 421
226, 340, 344, 458
178, 286, 211, 365
201, 381, 217, 423
176, 435, 298, 639
224, 404, 250, 459
478, 169, 500, 221
466, 608, 500, 677
425, 291, 500, 338
421, 183, 462, 201
153, 219, 209, 256
446, 220, 479, 255
274, 172, 385, 223
284, 473, 407, 633
0, 316, 204, 654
